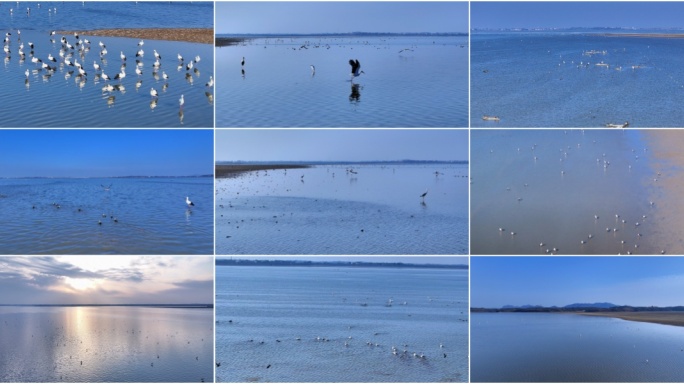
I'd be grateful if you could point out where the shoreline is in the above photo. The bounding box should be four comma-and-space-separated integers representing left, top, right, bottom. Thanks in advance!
215, 164, 311, 178
57, 28, 214, 44
580, 311, 684, 327
597, 33, 684, 39
215, 37, 249, 47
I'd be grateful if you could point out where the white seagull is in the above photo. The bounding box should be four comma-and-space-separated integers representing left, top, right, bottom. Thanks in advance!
186, 196, 194, 207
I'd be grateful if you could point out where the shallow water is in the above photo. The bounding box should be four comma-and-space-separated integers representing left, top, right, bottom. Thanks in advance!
472, 312, 684, 382
0, 306, 213, 383
215, 265, 468, 382
215, 164, 469, 254
471, 32, 684, 127
0, 177, 213, 254
0, 3, 213, 127
216, 35, 468, 127
471, 129, 663, 255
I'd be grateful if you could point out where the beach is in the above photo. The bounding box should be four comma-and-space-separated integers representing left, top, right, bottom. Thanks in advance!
215, 164, 310, 179
642, 130, 684, 254
57, 28, 214, 44
581, 312, 684, 327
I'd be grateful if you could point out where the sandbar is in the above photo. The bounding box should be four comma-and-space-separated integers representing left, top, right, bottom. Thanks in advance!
57, 28, 214, 44
581, 312, 684, 327
215, 37, 249, 47
642, 130, 684, 253
597, 33, 684, 39
216, 164, 310, 179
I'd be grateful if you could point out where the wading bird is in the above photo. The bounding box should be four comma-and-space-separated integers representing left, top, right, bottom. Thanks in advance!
349, 59, 364, 81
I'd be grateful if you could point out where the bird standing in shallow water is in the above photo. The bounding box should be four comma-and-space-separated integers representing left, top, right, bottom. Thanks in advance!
186, 196, 194, 207
420, 189, 428, 202
241, 56, 245, 66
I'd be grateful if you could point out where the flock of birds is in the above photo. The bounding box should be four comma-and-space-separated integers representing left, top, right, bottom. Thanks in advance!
475, 130, 666, 255
216, 292, 464, 381
240, 54, 366, 81
3, 26, 213, 118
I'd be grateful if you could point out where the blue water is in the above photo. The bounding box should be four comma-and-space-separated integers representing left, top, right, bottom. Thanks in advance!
0, 177, 213, 254
215, 164, 469, 254
0, 2, 213, 127
470, 129, 663, 255
471, 32, 684, 127
215, 265, 468, 382
0, 306, 214, 382
216, 35, 468, 127
472, 312, 684, 382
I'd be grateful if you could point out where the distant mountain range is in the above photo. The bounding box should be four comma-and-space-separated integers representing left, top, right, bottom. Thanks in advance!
501, 302, 618, 310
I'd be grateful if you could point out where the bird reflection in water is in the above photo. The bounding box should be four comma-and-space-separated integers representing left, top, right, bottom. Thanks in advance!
349, 83, 361, 103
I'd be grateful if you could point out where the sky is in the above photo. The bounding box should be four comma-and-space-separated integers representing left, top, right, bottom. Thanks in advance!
471, 2, 684, 30
219, 256, 468, 266
0, 256, 214, 305
215, 129, 468, 162
216, 2, 468, 34
0, 130, 214, 178
471, 257, 684, 308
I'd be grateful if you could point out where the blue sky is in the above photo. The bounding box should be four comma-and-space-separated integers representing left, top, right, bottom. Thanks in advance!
472, 2, 684, 30
216, 2, 468, 34
216, 129, 468, 162
0, 130, 213, 178
472, 257, 684, 308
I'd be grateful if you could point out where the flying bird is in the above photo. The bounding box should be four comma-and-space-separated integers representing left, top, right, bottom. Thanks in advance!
349, 59, 364, 80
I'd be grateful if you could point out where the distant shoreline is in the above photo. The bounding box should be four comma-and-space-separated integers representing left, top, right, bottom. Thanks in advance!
216, 259, 468, 270
580, 312, 684, 327
215, 164, 311, 178
57, 28, 214, 44
597, 33, 684, 39
0, 304, 213, 309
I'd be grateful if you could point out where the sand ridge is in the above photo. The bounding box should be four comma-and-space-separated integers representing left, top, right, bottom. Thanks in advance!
57, 28, 214, 44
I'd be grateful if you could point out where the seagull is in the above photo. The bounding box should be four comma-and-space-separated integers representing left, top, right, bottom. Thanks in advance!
154, 49, 161, 60
177, 53, 183, 62
241, 56, 245, 66
186, 196, 194, 207
101, 184, 112, 191
349, 59, 364, 80
93, 61, 101, 71
205, 76, 213, 87
310, 65, 315, 74
420, 189, 428, 202
120, 51, 126, 61
150, 87, 158, 98
179, 94, 184, 108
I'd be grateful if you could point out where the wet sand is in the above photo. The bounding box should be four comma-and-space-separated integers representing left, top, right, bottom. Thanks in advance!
581, 312, 684, 327
215, 164, 310, 178
642, 130, 684, 253
215, 37, 249, 47
57, 28, 214, 44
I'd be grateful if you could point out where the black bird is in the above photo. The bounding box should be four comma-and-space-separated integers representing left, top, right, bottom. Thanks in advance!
216, 362, 221, 367
266, 364, 271, 369
241, 56, 245, 66
349, 59, 364, 80
420, 189, 428, 202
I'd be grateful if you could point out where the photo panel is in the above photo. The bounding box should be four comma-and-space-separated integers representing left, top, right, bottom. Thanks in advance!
0, 1, 214, 128
215, 256, 468, 382
215, 1, 468, 127
215, 129, 469, 255
0, 129, 214, 255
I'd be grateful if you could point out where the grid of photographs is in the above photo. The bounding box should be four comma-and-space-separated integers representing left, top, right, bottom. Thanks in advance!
3, 1, 684, 383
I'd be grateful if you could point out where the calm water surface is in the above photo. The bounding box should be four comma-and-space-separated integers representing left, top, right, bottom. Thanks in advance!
216, 266, 468, 382
217, 36, 468, 127
215, 164, 469, 254
0, 306, 213, 383
0, 177, 213, 254
471, 130, 662, 255
472, 312, 684, 382
472, 32, 684, 127
0, 2, 213, 127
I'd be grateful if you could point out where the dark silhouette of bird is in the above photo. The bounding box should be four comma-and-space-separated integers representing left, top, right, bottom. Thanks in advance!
349, 59, 364, 80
